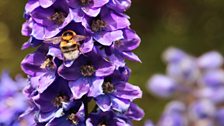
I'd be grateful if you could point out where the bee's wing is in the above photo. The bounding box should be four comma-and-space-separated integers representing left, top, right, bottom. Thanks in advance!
73, 35, 86, 42
43, 37, 61, 44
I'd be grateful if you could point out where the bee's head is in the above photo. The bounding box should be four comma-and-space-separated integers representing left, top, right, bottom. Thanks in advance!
62, 30, 76, 41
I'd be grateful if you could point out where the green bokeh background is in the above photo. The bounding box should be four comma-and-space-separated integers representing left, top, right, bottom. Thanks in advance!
1, 0, 224, 125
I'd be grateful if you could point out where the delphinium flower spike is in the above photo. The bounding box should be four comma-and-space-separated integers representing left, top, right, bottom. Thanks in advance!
21, 0, 144, 125
0, 71, 34, 126
145, 47, 224, 126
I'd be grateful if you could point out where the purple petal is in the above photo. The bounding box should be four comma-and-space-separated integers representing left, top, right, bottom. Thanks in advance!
148, 74, 177, 98
92, 0, 109, 8
197, 51, 224, 70
22, 42, 31, 50
119, 29, 141, 51
47, 47, 63, 60
72, 8, 85, 23
58, 63, 82, 81
162, 47, 187, 63
115, 82, 142, 101
94, 30, 123, 46
88, 78, 104, 97
122, 52, 141, 62
37, 72, 56, 93
95, 62, 115, 77
31, 23, 45, 40
21, 52, 45, 76
21, 21, 32, 36
216, 108, 224, 126
197, 87, 224, 104
39, 0, 56, 8
158, 113, 187, 126
66, 0, 80, 8
107, 0, 131, 12
111, 96, 130, 112
25, 0, 40, 13
86, 118, 94, 126
164, 101, 186, 114
201, 70, 224, 87
80, 37, 94, 54
95, 95, 112, 112
69, 78, 90, 99
103, 11, 130, 31
76, 103, 85, 120
47, 116, 72, 126
125, 103, 145, 121
167, 57, 199, 84
82, 7, 101, 17
189, 99, 216, 119
144, 120, 154, 126
37, 111, 56, 123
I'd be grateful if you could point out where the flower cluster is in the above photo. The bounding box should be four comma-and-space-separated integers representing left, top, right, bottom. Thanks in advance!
145, 47, 224, 126
21, 0, 144, 125
0, 71, 34, 126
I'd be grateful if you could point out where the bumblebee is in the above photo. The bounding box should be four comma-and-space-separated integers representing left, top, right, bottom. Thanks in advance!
44, 30, 86, 65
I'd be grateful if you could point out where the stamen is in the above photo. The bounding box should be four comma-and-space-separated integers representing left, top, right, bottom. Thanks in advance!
102, 82, 115, 94
68, 113, 79, 125
91, 19, 106, 32
80, 65, 95, 77
50, 11, 66, 25
80, 0, 92, 6
40, 56, 55, 70
53, 95, 69, 107
114, 40, 122, 48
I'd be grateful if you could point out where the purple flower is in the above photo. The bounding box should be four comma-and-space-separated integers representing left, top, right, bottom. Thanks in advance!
83, 8, 130, 46
0, 71, 35, 125
21, 0, 144, 125
21, 46, 57, 93
24, 0, 73, 39
146, 47, 224, 126
89, 69, 142, 112
58, 51, 115, 99
97, 28, 141, 68
31, 77, 72, 123
46, 102, 85, 126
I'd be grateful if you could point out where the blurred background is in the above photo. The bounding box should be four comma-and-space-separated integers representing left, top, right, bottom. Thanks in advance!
1, 0, 224, 125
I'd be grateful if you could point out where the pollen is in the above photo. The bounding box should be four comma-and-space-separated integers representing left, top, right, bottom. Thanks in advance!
53, 95, 69, 107
91, 19, 106, 32
102, 81, 115, 94
80, 65, 95, 77
50, 11, 66, 25
40, 56, 55, 70
114, 40, 122, 48
67, 113, 79, 125
80, 0, 92, 6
